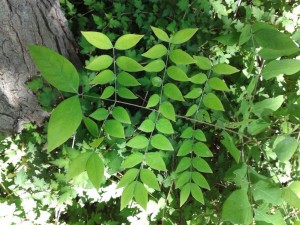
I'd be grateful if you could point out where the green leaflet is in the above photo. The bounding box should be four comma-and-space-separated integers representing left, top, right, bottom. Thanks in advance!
159, 101, 176, 121
221, 131, 240, 163
194, 129, 206, 142
86, 55, 113, 71
194, 56, 211, 70
81, 31, 113, 50
142, 44, 168, 59
156, 118, 174, 134
203, 93, 225, 111
145, 152, 167, 171
140, 169, 160, 191
90, 108, 108, 121
208, 77, 230, 91
90, 70, 115, 85
167, 66, 189, 82
121, 152, 144, 169
126, 135, 149, 149
189, 73, 207, 84
104, 120, 125, 138
116, 56, 144, 72
151, 134, 174, 151
252, 95, 284, 116
117, 168, 139, 188
151, 26, 169, 42
100, 86, 115, 99
192, 158, 212, 173
48, 96, 82, 151
112, 106, 131, 124
117, 72, 141, 86
66, 151, 93, 181
177, 140, 193, 156
134, 181, 148, 209
180, 183, 191, 207
176, 157, 191, 173
171, 28, 198, 44
184, 88, 202, 99
144, 59, 165, 72
83, 117, 99, 137
274, 136, 298, 162
28, 45, 79, 93
86, 153, 104, 189
169, 49, 195, 65
213, 63, 239, 75
114, 34, 144, 50
121, 181, 135, 210
194, 142, 213, 157
163, 83, 185, 101
181, 127, 194, 139
138, 119, 155, 133
117, 87, 138, 99
262, 59, 300, 80
185, 104, 197, 117
221, 189, 253, 225
190, 183, 204, 204
176, 171, 191, 189
192, 172, 210, 190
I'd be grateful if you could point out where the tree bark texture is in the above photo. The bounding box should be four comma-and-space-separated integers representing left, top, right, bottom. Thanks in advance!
0, 0, 81, 135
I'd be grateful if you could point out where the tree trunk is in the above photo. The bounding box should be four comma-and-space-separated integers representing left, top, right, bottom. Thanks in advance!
0, 0, 81, 135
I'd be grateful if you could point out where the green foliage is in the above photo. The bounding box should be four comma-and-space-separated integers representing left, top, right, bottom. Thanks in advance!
2, 0, 300, 224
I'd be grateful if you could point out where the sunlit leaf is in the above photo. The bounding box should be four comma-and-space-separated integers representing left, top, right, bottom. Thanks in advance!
159, 101, 176, 121
151, 26, 169, 42
28, 45, 79, 93
117, 72, 141, 86
140, 169, 160, 191
167, 66, 189, 82
90, 70, 115, 85
48, 96, 82, 151
116, 56, 144, 72
112, 106, 131, 124
81, 31, 113, 49
203, 93, 224, 111
170, 49, 195, 65
163, 83, 185, 101
127, 135, 149, 149
115, 34, 144, 50
104, 120, 125, 138
151, 134, 174, 151
86, 153, 104, 189
121, 152, 144, 169
86, 55, 113, 71
142, 44, 168, 59
172, 28, 198, 44
145, 152, 167, 171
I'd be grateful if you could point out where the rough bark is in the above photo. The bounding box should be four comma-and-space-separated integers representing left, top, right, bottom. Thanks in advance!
0, 0, 81, 135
